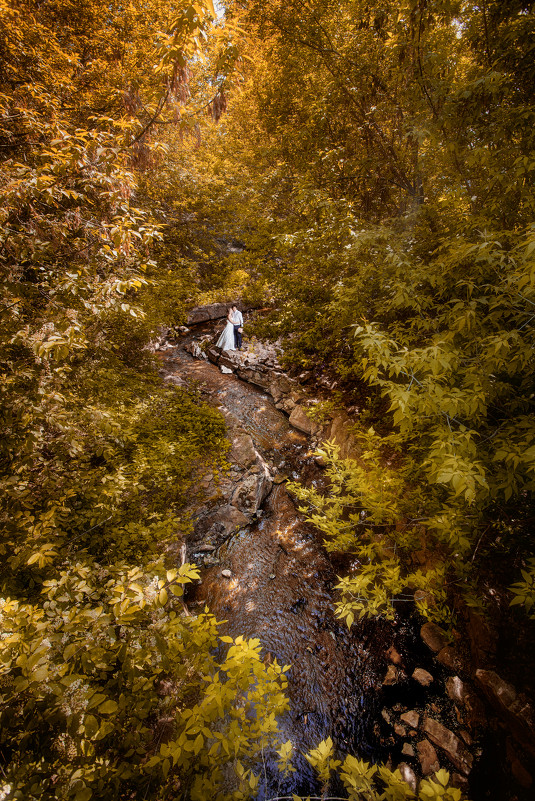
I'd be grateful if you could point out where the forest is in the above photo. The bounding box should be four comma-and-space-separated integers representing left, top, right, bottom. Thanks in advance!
1, 1, 534, 800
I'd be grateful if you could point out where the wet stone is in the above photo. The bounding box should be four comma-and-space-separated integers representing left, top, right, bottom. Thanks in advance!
398, 763, 418, 793
436, 645, 464, 672
417, 739, 440, 775
423, 716, 474, 774
383, 665, 399, 685
289, 405, 320, 435
446, 676, 468, 705
401, 710, 420, 729
413, 668, 434, 687
420, 622, 450, 653
402, 743, 415, 758
230, 432, 257, 469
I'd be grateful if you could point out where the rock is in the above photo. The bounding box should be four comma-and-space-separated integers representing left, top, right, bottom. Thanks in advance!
187, 303, 231, 325
221, 569, 232, 578
220, 365, 233, 374
163, 374, 187, 387
401, 710, 420, 729
458, 729, 473, 746
451, 774, 470, 792
436, 645, 464, 672
192, 504, 249, 549
402, 743, 415, 757
420, 622, 450, 653
381, 709, 392, 724
219, 354, 238, 370
239, 367, 271, 390
321, 412, 360, 459
467, 609, 496, 663
230, 432, 257, 469
197, 544, 216, 553
231, 469, 272, 516
398, 763, 418, 793
268, 372, 293, 402
395, 723, 407, 736
277, 397, 296, 413
412, 668, 434, 686
475, 669, 535, 757
423, 717, 473, 774
417, 740, 440, 775
289, 405, 320, 435
446, 677, 469, 705
383, 665, 399, 685
386, 645, 403, 665
273, 473, 288, 484
206, 346, 221, 364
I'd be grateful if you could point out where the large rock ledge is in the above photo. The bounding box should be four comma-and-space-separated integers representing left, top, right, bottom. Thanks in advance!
186, 301, 247, 326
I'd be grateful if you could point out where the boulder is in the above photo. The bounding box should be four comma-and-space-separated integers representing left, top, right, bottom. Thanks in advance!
289, 405, 320, 436
187, 303, 231, 325
231, 468, 272, 516
423, 717, 473, 774
420, 622, 450, 653
230, 432, 257, 469
417, 739, 440, 775
475, 669, 535, 757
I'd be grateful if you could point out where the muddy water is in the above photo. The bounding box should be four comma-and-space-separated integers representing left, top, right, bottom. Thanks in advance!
162, 341, 388, 798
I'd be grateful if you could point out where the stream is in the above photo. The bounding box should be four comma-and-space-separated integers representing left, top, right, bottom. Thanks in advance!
155, 320, 535, 801
159, 330, 390, 798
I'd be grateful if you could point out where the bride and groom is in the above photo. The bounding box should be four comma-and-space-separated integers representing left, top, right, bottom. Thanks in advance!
216, 304, 244, 352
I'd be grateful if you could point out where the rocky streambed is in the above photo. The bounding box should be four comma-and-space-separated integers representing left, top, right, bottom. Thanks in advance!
155, 308, 535, 800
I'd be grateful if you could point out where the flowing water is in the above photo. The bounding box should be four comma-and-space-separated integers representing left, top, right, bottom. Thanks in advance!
161, 338, 390, 798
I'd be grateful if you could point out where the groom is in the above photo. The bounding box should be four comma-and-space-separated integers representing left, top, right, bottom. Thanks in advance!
230, 304, 244, 350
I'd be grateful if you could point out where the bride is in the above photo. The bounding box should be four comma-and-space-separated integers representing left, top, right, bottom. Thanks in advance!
216, 308, 236, 351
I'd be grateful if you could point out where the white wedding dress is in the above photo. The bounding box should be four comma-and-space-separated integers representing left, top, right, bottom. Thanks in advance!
216, 319, 235, 351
